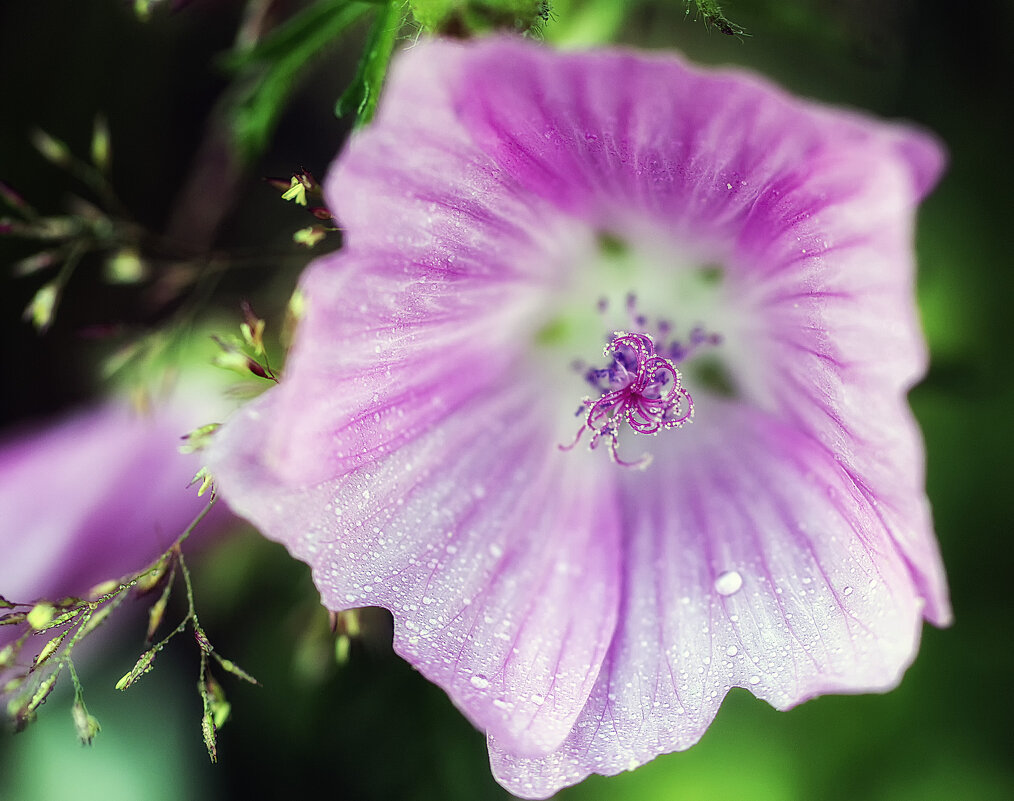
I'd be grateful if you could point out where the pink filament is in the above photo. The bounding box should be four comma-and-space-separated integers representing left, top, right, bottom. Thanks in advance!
561, 333, 694, 469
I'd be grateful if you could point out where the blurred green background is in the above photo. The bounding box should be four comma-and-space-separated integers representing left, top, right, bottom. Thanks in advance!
1, 1, 1012, 799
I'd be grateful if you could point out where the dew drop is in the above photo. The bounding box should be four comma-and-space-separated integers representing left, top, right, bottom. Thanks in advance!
714, 570, 743, 596
726, 645, 738, 657
843, 586, 854, 596
749, 675, 761, 685
470, 674, 490, 690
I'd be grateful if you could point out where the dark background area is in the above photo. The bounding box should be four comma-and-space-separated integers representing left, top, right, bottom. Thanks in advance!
1, 1, 1011, 799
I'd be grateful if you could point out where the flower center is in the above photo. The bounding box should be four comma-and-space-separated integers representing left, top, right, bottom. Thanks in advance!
561, 330, 694, 470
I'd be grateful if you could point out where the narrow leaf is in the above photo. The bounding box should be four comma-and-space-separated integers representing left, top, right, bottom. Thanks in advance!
72, 700, 101, 745
26, 603, 55, 630
212, 653, 260, 685
201, 709, 218, 763
115, 648, 157, 690
335, 0, 403, 127
32, 631, 68, 669
228, 1, 372, 160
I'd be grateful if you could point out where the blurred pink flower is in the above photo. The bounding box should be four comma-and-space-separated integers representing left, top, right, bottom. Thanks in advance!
0, 397, 221, 605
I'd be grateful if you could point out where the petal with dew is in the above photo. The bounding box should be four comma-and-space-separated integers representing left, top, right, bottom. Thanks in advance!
423, 40, 948, 623
211, 380, 621, 755
491, 403, 934, 798
262, 254, 550, 487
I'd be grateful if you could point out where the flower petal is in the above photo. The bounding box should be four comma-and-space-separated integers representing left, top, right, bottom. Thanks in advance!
210, 381, 620, 756
0, 401, 213, 602
263, 254, 541, 486
491, 402, 934, 798
435, 39, 941, 237
728, 119, 949, 625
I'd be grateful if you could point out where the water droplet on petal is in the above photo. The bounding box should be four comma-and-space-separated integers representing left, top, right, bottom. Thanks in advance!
714, 570, 743, 596
843, 586, 854, 596
726, 645, 738, 657
749, 675, 761, 685
470, 674, 490, 690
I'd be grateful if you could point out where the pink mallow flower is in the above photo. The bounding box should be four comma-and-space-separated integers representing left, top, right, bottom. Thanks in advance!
208, 38, 950, 798
0, 396, 219, 605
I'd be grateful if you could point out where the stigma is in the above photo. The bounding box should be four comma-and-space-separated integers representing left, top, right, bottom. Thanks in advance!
561, 332, 693, 470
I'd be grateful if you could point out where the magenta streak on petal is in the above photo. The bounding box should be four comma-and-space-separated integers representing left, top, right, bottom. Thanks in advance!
263, 257, 545, 487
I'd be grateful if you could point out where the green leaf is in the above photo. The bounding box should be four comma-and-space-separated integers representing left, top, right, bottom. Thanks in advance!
221, 0, 365, 71
204, 672, 231, 728
146, 589, 170, 642
77, 602, 115, 638
227, 0, 373, 161
23, 283, 60, 333
72, 699, 101, 745
198, 664, 220, 762
201, 707, 218, 763
30, 129, 71, 167
91, 114, 111, 172
32, 631, 68, 669
408, 0, 549, 34
30, 671, 60, 710
26, 603, 55, 630
335, 1, 405, 127
114, 648, 157, 690
0, 644, 15, 669
29, 607, 80, 632
212, 653, 260, 685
